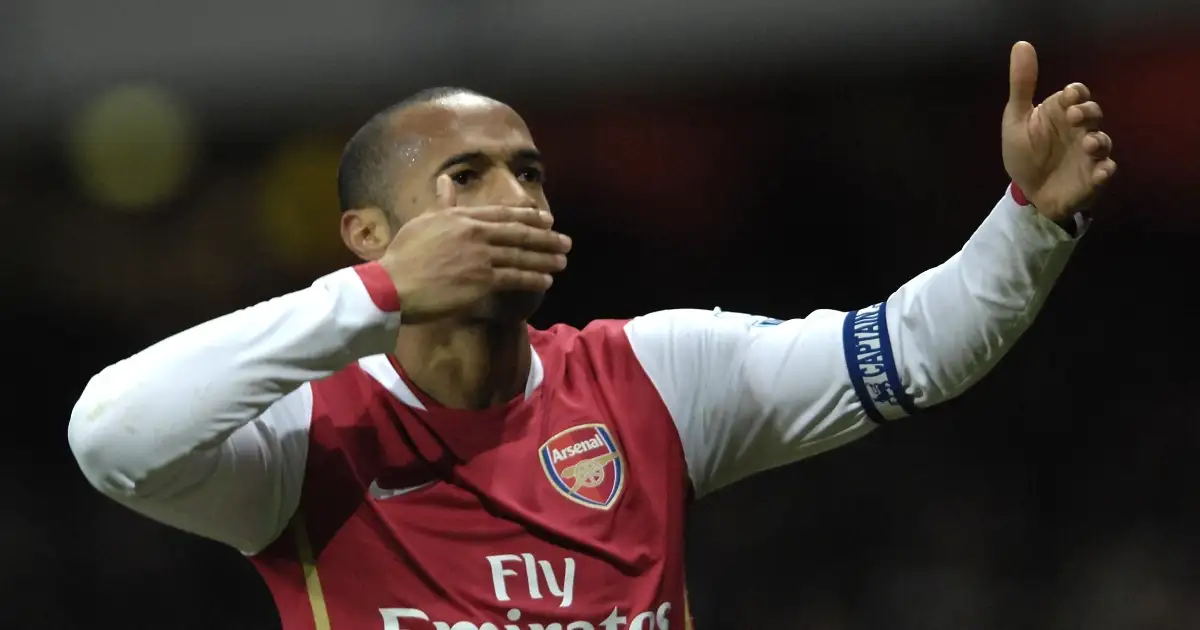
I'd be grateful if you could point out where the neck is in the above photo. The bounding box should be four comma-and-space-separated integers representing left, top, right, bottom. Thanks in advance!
394, 319, 531, 410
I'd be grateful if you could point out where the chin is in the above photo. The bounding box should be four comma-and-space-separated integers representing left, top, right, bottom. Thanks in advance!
471, 290, 545, 323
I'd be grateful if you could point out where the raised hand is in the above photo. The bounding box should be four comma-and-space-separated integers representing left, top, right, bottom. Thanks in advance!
1002, 41, 1117, 222
379, 175, 571, 322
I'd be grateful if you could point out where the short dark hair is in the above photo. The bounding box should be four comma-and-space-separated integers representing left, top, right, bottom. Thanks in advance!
336, 87, 483, 214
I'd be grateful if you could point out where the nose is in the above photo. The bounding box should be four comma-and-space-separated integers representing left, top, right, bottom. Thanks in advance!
491, 169, 537, 208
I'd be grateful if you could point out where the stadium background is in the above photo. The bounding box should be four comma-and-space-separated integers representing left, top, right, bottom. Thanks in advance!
3, 2, 1199, 628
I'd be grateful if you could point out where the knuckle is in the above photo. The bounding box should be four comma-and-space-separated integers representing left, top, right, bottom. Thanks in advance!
464, 220, 487, 239
516, 226, 537, 247
523, 270, 546, 286
505, 246, 527, 267
499, 209, 521, 226
510, 208, 531, 227
468, 244, 491, 266
532, 229, 551, 246
443, 207, 469, 221
535, 253, 557, 271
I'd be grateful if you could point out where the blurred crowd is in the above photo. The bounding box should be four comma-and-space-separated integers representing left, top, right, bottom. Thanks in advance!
3, 4, 1199, 629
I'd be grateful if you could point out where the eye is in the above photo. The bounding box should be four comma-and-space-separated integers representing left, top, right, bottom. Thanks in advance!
516, 166, 545, 183
450, 170, 479, 186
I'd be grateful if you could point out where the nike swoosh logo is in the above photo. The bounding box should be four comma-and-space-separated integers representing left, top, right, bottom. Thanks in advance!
368, 479, 438, 501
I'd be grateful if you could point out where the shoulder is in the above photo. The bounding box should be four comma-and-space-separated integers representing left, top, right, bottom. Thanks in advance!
627, 308, 787, 340
309, 359, 391, 420
529, 309, 779, 380
304, 359, 401, 466
530, 320, 627, 345
530, 319, 642, 373
292, 359, 406, 534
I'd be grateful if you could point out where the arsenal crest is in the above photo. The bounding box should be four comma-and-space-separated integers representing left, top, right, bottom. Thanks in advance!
539, 423, 626, 510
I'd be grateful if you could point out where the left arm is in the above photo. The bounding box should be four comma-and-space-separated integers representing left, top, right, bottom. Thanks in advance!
626, 186, 1079, 496
628, 40, 1116, 496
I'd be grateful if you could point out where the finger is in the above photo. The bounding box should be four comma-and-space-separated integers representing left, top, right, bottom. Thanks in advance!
478, 221, 572, 253
436, 174, 457, 209
1067, 101, 1103, 129
1092, 159, 1117, 185
1039, 90, 1070, 128
1083, 131, 1113, 159
492, 268, 554, 292
1063, 82, 1091, 105
489, 246, 568, 273
456, 205, 554, 230
1005, 41, 1038, 122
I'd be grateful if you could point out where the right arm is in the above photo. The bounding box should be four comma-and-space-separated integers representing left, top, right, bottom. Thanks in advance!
68, 197, 571, 554
67, 263, 403, 554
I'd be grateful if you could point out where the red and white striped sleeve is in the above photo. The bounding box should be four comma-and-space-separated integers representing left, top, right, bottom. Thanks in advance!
624, 186, 1081, 497
67, 263, 402, 554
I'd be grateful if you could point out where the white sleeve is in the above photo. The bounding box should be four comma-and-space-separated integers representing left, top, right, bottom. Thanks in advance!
626, 187, 1079, 497
67, 263, 403, 554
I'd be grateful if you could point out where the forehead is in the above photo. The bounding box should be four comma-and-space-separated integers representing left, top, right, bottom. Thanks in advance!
387, 96, 535, 164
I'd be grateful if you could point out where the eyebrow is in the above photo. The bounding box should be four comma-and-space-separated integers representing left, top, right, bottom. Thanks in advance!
436, 148, 543, 172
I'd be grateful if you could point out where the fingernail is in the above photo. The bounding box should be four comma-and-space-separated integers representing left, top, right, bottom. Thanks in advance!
539, 210, 552, 223
559, 234, 572, 248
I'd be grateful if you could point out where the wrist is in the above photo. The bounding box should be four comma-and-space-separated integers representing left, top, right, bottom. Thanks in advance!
1011, 181, 1072, 221
1010, 181, 1031, 207
1010, 181, 1089, 238
353, 261, 403, 313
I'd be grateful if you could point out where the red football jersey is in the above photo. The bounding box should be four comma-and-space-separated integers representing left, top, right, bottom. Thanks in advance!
68, 190, 1071, 629
252, 323, 694, 630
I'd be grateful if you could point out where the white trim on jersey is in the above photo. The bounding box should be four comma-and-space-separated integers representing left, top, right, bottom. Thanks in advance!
358, 349, 545, 409
625, 187, 1079, 498
360, 355, 429, 411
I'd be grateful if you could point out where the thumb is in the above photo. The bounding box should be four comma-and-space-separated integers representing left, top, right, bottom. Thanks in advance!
1006, 41, 1038, 123
435, 174, 457, 209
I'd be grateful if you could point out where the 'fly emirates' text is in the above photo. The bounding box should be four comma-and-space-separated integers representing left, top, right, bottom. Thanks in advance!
380, 553, 674, 630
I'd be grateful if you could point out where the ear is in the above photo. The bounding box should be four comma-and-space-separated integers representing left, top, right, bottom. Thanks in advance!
340, 207, 394, 261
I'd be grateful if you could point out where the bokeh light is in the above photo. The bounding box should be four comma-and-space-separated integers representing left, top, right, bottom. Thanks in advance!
67, 84, 197, 210
258, 133, 346, 270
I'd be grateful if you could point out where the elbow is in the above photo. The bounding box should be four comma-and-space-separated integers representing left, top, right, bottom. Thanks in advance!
901, 343, 1004, 409
67, 376, 144, 499
889, 292, 1026, 410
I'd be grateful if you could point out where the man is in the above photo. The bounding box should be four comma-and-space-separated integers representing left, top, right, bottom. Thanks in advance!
69, 41, 1114, 630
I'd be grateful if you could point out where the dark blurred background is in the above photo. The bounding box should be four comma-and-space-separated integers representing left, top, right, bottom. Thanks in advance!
3, 1, 1199, 628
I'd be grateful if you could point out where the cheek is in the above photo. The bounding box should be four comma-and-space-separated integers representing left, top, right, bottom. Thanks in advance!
394, 194, 434, 219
